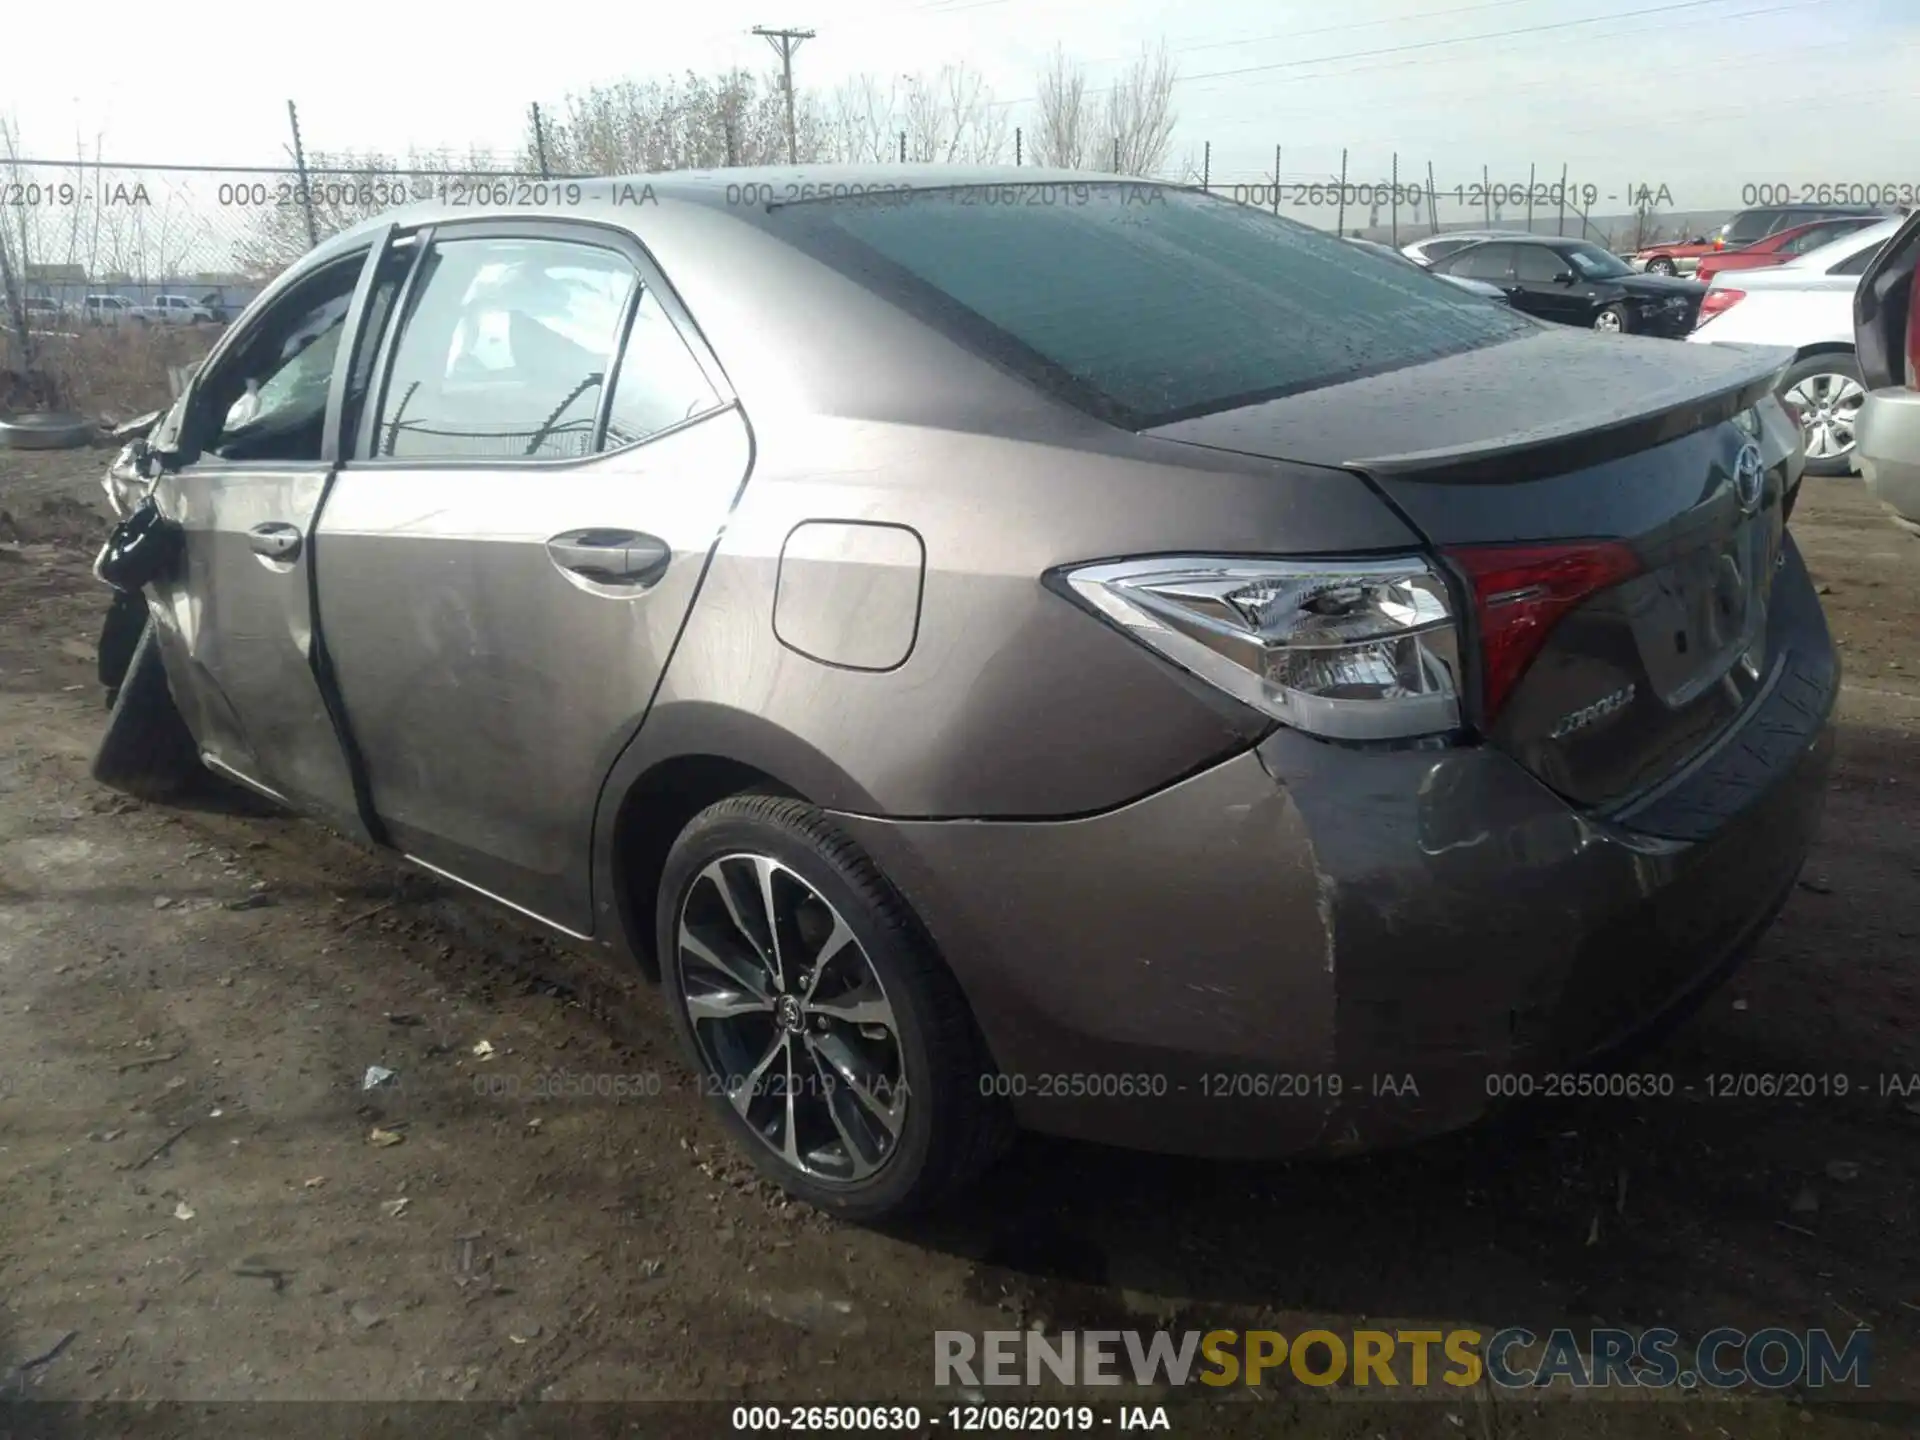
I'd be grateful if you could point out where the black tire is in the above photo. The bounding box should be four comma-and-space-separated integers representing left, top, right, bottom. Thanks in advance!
1776, 352, 1866, 478
1593, 303, 1632, 334
1646, 256, 1679, 276
91, 617, 203, 800
656, 793, 1011, 1221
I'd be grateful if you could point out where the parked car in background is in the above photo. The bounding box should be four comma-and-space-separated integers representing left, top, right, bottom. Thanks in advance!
1689, 218, 1900, 475
1851, 207, 1920, 535
1694, 216, 1884, 286
89, 170, 1835, 1221
1429, 235, 1705, 335
1399, 229, 1538, 267
83, 294, 140, 327
1343, 235, 1512, 301
20, 296, 71, 331
197, 292, 231, 324
1633, 204, 1892, 276
138, 294, 219, 326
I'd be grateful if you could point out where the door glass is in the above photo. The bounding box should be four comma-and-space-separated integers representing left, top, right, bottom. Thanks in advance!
372, 236, 637, 460
194, 255, 366, 463
1452, 244, 1513, 281
1511, 246, 1563, 283
603, 288, 721, 447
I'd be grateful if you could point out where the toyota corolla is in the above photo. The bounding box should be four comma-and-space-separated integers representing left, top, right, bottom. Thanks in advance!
92, 168, 1837, 1220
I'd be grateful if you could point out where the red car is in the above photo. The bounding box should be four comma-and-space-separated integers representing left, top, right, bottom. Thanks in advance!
1633, 202, 1892, 275
1694, 216, 1884, 285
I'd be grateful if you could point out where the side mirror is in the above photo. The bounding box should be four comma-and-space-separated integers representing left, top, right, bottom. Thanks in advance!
1554, 270, 1577, 285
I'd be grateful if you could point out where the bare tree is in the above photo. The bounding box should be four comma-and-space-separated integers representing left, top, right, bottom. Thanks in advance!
827, 75, 899, 164
1030, 47, 1093, 169
1095, 42, 1178, 177
535, 70, 831, 176
901, 65, 1010, 164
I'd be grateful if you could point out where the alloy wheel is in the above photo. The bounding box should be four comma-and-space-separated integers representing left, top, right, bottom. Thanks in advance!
675, 853, 907, 1184
1648, 258, 1677, 276
1783, 372, 1866, 462
1593, 309, 1624, 333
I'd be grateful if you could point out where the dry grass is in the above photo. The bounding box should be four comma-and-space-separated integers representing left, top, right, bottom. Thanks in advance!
0, 322, 221, 421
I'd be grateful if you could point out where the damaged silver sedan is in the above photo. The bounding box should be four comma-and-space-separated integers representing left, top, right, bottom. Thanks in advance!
92, 169, 1836, 1220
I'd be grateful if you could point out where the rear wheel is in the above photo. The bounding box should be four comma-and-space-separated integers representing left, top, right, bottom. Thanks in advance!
657, 794, 1009, 1221
1594, 304, 1631, 334
1646, 256, 1679, 277
1778, 353, 1866, 477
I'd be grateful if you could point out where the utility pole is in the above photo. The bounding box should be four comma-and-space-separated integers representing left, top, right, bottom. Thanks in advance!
753, 25, 815, 164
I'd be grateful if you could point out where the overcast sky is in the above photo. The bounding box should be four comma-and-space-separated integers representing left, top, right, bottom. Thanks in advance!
7, 0, 1917, 207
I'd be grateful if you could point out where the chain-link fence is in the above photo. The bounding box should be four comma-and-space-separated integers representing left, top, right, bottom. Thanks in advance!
0, 139, 1725, 419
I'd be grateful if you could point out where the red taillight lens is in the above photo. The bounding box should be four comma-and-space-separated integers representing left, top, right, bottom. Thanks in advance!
1445, 542, 1643, 724
1694, 288, 1745, 328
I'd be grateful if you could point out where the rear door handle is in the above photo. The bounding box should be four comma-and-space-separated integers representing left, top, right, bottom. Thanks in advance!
545, 528, 672, 588
248, 521, 303, 562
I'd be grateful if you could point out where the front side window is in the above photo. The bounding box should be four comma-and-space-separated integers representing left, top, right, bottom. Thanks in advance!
191, 254, 368, 463
1512, 246, 1564, 283
1564, 243, 1633, 279
372, 236, 636, 460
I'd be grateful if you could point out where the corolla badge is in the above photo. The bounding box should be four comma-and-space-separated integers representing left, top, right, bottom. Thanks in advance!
1732, 441, 1765, 515
1550, 684, 1637, 741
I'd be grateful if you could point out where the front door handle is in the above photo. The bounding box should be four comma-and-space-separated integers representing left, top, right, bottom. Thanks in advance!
248, 521, 303, 562
545, 528, 672, 588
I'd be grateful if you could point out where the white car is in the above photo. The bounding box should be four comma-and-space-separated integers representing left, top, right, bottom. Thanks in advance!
82, 294, 140, 327
1400, 229, 1538, 267
1688, 217, 1901, 476
138, 294, 218, 325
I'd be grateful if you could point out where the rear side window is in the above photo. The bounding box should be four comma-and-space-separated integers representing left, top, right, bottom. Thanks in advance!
1448, 244, 1515, 281
1828, 242, 1884, 278
1420, 237, 1478, 263
766, 186, 1532, 427
373, 236, 636, 460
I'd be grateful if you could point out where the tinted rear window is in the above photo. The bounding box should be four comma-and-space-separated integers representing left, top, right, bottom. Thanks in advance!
1722, 209, 1780, 244
764, 184, 1534, 427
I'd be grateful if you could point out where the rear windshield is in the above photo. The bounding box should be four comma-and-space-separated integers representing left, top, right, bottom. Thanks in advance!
1720, 209, 1780, 245
763, 184, 1534, 428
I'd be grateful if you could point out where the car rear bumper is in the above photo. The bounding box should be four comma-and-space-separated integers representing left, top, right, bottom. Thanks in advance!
1855, 385, 1920, 532
833, 539, 1838, 1159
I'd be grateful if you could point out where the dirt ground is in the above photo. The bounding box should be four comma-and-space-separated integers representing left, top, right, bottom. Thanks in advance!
1, 448, 1917, 1438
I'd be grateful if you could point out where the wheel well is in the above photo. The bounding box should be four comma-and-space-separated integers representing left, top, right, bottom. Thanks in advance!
1793, 342, 1856, 362
609, 755, 795, 979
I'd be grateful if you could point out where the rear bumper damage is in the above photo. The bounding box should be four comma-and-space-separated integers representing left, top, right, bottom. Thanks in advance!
834, 536, 1837, 1159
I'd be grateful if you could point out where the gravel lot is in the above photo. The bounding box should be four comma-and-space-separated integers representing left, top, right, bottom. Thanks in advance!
1, 450, 1917, 1436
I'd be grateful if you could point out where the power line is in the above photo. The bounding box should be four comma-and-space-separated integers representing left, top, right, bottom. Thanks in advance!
987, 0, 1813, 108
753, 25, 817, 164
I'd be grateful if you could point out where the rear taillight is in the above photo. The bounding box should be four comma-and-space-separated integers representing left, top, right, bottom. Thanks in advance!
1059, 556, 1464, 741
1445, 542, 1643, 724
1694, 288, 1745, 328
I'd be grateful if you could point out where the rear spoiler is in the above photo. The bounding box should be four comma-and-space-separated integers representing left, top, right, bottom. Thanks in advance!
1343, 346, 1791, 484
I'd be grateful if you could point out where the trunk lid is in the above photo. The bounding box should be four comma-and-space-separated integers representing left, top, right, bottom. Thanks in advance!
1146, 328, 1803, 813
